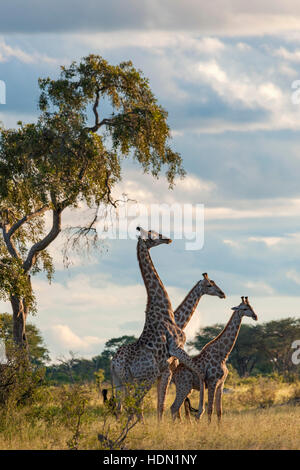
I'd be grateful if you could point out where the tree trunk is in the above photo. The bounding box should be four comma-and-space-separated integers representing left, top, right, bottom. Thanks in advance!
10, 274, 33, 350
11, 295, 28, 350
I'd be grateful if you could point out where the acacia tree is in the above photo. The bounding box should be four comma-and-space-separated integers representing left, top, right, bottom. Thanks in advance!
0, 55, 184, 349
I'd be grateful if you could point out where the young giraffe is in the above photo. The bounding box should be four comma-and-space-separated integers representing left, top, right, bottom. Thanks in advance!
170, 296, 258, 423
157, 273, 226, 420
110, 227, 213, 419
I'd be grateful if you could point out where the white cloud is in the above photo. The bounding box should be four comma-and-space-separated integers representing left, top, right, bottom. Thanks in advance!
78, 31, 225, 55
248, 232, 300, 249
0, 38, 57, 64
194, 59, 284, 112
274, 46, 300, 62
248, 236, 283, 247
277, 63, 297, 77
244, 281, 275, 296
286, 269, 300, 286
205, 199, 300, 220
48, 324, 101, 351
236, 42, 252, 52
223, 239, 240, 248
112, 170, 215, 205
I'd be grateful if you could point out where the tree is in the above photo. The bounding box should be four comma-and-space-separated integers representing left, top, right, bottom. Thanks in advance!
102, 335, 137, 358
0, 55, 184, 350
260, 318, 300, 375
0, 312, 49, 365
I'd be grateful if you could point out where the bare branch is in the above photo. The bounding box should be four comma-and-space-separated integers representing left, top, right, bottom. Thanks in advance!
86, 89, 101, 133
23, 209, 62, 273
104, 171, 117, 208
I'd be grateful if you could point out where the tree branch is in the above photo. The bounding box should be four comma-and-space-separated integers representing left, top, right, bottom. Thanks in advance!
104, 171, 117, 208
86, 89, 101, 133
23, 209, 62, 273
7, 205, 49, 239
2, 225, 21, 260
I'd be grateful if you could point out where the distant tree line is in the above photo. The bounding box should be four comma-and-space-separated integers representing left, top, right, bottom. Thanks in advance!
188, 317, 300, 377
0, 313, 49, 366
1, 313, 300, 382
45, 335, 137, 384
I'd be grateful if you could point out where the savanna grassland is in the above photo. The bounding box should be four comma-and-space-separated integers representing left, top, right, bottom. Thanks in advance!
0, 374, 299, 450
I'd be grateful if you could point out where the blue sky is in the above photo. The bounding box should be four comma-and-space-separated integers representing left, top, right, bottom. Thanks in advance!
1, 1, 300, 361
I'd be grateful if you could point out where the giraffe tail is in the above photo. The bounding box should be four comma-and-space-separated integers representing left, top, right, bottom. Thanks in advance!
184, 397, 198, 414
110, 362, 115, 399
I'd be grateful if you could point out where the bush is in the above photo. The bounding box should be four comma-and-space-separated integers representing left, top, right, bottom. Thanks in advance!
235, 378, 276, 409
0, 345, 45, 409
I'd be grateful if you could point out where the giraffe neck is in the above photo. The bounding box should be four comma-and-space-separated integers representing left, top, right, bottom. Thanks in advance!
209, 310, 242, 360
137, 238, 171, 313
174, 283, 203, 330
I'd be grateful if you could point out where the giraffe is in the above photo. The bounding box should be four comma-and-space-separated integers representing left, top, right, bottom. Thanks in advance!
170, 296, 258, 423
110, 227, 215, 419
157, 273, 226, 420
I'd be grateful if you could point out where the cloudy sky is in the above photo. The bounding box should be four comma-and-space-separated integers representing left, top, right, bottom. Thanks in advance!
1, 1, 300, 362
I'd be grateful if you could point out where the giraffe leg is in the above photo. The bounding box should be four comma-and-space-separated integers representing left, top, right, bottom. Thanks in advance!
215, 381, 224, 424
184, 395, 192, 423
110, 367, 124, 418
157, 368, 172, 421
170, 391, 187, 422
170, 378, 192, 422
127, 379, 152, 424
196, 378, 205, 421
207, 380, 218, 424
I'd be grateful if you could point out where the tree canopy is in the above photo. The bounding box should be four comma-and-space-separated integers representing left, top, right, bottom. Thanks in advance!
0, 55, 184, 347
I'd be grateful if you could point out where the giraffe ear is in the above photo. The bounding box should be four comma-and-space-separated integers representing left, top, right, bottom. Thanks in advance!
231, 306, 238, 311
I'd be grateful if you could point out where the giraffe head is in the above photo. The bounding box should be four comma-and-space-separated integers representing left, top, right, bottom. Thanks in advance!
232, 296, 258, 321
198, 272, 226, 299
136, 226, 172, 248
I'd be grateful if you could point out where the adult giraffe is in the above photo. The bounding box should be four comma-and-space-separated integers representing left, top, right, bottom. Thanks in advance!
157, 273, 225, 420
110, 227, 224, 420
170, 296, 258, 423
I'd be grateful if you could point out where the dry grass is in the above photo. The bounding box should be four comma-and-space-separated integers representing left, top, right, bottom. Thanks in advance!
125, 406, 300, 450
0, 379, 299, 450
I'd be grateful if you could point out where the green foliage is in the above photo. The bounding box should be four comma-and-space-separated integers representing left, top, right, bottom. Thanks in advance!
224, 363, 240, 387
0, 258, 36, 313
94, 368, 105, 394
0, 345, 45, 410
102, 335, 136, 358
38, 56, 184, 185
98, 381, 143, 450
0, 54, 183, 347
57, 384, 91, 450
234, 378, 277, 409
0, 376, 300, 449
